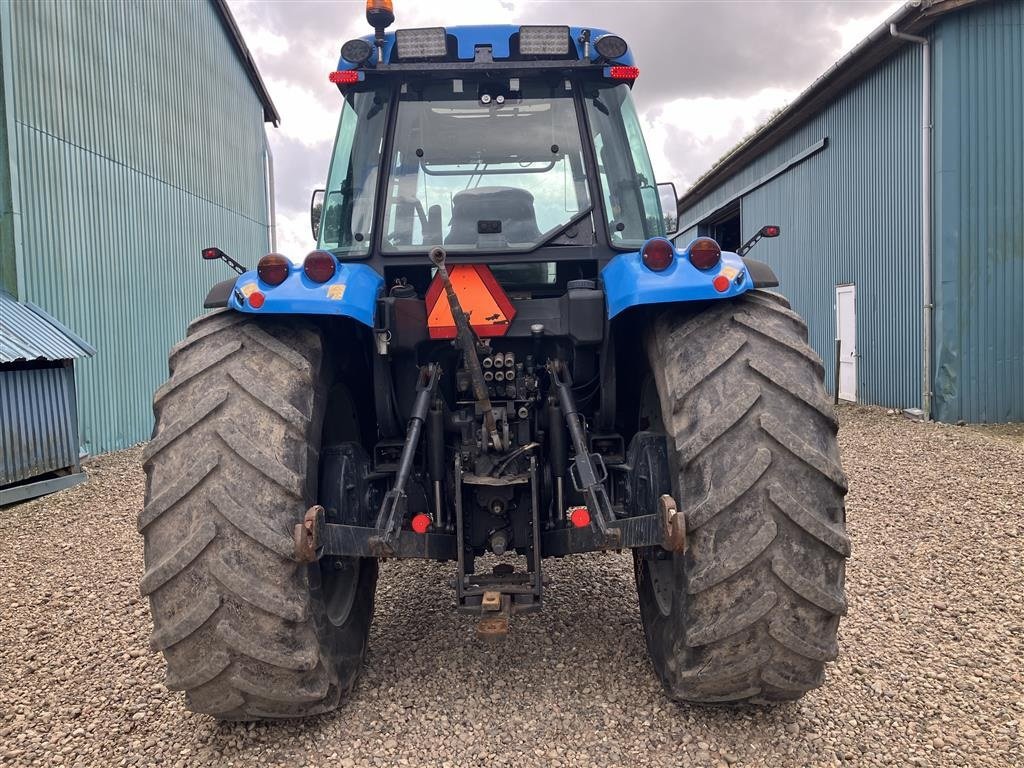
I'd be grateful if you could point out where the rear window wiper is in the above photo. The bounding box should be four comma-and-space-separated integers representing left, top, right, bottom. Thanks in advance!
528, 206, 594, 253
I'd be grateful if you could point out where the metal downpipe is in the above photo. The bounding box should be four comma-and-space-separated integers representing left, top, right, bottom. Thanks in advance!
890, 22, 932, 421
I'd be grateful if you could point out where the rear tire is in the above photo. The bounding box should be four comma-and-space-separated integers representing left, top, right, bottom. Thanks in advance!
140, 310, 376, 720
637, 290, 849, 702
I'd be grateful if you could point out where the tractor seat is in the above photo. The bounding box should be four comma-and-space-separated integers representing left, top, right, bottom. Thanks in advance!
445, 187, 542, 246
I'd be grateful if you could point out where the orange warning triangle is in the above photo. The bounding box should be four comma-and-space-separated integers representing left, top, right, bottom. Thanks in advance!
425, 264, 516, 340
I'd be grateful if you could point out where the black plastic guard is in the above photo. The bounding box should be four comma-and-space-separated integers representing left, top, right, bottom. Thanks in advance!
742, 257, 780, 288
203, 278, 236, 308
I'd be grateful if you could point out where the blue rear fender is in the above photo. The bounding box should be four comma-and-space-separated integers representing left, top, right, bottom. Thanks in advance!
228, 261, 384, 328
602, 239, 754, 319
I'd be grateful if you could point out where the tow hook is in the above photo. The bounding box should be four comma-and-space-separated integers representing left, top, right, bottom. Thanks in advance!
659, 494, 686, 553
294, 505, 324, 563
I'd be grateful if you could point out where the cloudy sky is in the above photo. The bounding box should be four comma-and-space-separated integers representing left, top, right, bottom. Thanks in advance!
228, 0, 902, 257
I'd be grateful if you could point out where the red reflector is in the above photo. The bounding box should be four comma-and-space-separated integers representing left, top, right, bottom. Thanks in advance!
689, 237, 723, 270
608, 66, 640, 80
304, 250, 337, 283
248, 291, 266, 308
641, 238, 675, 272
712, 275, 730, 293
329, 70, 361, 84
411, 513, 431, 535
569, 506, 591, 528
257, 253, 289, 286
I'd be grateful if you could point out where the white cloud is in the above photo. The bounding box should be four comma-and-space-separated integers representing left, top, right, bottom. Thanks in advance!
833, 1, 904, 57
246, 26, 290, 58
265, 77, 337, 148
273, 210, 317, 262
643, 87, 797, 190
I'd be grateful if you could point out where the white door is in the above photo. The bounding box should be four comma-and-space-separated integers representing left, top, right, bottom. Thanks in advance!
836, 285, 857, 401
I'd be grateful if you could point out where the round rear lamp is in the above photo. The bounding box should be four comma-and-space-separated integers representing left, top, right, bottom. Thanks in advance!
594, 35, 628, 60
257, 253, 290, 286
641, 238, 675, 272
304, 250, 337, 283
341, 38, 373, 64
689, 237, 723, 270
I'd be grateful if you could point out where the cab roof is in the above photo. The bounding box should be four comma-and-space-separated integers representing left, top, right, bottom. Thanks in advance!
335, 24, 636, 72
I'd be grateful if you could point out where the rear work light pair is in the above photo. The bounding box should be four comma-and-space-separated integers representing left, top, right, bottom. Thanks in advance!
257, 251, 337, 286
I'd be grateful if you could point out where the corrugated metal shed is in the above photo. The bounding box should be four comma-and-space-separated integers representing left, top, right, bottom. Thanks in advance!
931, 0, 1024, 423
678, 44, 925, 413
0, 0, 277, 453
0, 291, 96, 363
675, 0, 1022, 423
1, 292, 94, 504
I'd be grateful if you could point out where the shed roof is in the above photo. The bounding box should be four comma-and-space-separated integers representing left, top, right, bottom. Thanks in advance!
677, 0, 984, 213
210, 0, 281, 126
0, 292, 96, 364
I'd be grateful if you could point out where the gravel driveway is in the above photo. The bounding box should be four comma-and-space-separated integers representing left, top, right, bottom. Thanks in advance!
2, 405, 1021, 767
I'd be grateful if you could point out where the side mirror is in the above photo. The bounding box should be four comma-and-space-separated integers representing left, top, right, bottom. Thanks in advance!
310, 189, 325, 240
657, 182, 679, 234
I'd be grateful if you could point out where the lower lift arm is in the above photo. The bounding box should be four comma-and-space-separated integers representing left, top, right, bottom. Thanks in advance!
376, 363, 441, 548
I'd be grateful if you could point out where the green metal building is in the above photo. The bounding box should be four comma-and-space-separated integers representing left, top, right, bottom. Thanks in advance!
1, 0, 279, 453
676, 0, 1022, 424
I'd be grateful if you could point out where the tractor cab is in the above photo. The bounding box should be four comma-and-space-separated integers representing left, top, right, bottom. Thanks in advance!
314, 18, 671, 286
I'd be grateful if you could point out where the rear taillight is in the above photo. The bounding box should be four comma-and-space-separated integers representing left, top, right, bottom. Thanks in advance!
607, 66, 640, 81
304, 250, 337, 283
257, 253, 290, 286
641, 238, 675, 272
689, 237, 722, 270
329, 70, 361, 85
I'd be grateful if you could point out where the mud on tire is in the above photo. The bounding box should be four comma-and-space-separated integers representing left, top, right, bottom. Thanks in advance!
637, 290, 850, 702
140, 310, 376, 720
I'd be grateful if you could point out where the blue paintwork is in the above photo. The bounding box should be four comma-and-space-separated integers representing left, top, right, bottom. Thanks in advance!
338, 25, 636, 70
228, 261, 384, 328
602, 238, 754, 319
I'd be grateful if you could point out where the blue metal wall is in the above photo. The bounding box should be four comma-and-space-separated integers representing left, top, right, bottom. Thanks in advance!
0, 363, 79, 485
932, 0, 1023, 423
0, 0, 273, 452
678, 45, 924, 414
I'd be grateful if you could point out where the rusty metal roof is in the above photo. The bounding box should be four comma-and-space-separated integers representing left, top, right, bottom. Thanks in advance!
0, 292, 96, 364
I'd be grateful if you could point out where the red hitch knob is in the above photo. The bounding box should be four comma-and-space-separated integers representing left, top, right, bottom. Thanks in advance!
568, 506, 592, 529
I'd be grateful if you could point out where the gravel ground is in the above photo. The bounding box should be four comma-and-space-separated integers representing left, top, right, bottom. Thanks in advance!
1, 405, 1022, 767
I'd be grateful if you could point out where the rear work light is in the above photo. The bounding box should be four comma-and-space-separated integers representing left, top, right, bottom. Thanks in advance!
689, 237, 723, 270
329, 70, 362, 85
341, 38, 373, 64
606, 66, 640, 81
594, 35, 628, 60
257, 253, 290, 286
304, 250, 337, 283
641, 238, 675, 272
395, 27, 447, 60
519, 25, 570, 56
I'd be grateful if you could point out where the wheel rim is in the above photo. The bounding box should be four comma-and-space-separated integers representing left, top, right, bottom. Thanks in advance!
646, 557, 675, 616
322, 557, 361, 626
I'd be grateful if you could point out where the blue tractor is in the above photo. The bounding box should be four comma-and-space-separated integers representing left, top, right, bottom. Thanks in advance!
141, 2, 848, 720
